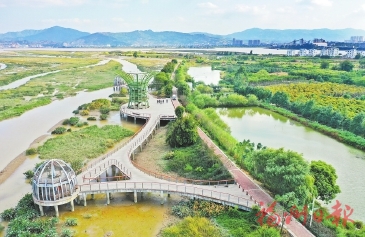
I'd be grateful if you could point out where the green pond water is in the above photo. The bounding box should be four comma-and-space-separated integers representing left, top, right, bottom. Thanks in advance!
217, 107, 365, 222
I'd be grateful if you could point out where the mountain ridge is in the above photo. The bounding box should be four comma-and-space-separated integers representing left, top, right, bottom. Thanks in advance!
1, 26, 365, 46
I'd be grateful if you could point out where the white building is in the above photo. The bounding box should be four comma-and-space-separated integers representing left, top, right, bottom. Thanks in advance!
328, 47, 339, 57
360, 51, 365, 57
287, 50, 296, 56
308, 49, 317, 57
321, 47, 339, 57
346, 49, 357, 58
299, 49, 308, 56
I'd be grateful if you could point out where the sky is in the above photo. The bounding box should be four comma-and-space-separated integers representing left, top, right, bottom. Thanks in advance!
0, 0, 365, 34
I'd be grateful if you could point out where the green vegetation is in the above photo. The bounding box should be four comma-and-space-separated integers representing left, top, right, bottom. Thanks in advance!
51, 127, 67, 134
25, 148, 37, 155
0, 58, 122, 121
161, 216, 223, 237
64, 218, 78, 227
164, 139, 231, 180
310, 161, 341, 204
166, 200, 281, 237
38, 125, 134, 170
166, 114, 198, 148
0, 194, 59, 237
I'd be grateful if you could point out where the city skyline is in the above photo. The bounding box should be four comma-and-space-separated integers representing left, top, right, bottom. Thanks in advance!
1, 0, 365, 34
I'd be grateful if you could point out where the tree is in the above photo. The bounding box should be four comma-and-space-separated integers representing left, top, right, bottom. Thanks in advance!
320, 61, 329, 69
166, 115, 198, 147
359, 58, 365, 69
270, 91, 290, 109
310, 160, 340, 203
247, 148, 313, 207
339, 60, 354, 72
175, 106, 185, 119
133, 51, 138, 58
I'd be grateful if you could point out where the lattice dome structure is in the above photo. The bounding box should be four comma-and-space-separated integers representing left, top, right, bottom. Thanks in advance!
32, 159, 79, 216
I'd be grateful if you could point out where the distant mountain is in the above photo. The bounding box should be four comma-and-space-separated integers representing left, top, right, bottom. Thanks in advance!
70, 33, 125, 46
227, 28, 365, 43
1, 26, 365, 46
24, 26, 89, 43
0, 29, 42, 41
107, 30, 222, 46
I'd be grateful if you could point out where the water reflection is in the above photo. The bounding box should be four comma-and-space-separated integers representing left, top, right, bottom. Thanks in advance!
217, 107, 365, 221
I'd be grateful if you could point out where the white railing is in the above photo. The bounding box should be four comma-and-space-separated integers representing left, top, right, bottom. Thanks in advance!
82, 159, 131, 182
78, 181, 255, 209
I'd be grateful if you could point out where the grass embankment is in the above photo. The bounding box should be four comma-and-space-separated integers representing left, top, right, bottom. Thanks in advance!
134, 126, 231, 181
38, 125, 134, 170
0, 60, 122, 121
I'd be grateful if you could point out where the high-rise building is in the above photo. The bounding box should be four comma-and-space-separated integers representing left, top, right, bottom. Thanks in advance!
350, 36, 364, 43
248, 40, 260, 46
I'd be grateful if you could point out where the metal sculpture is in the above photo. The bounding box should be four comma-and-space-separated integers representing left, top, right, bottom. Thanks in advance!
117, 71, 154, 109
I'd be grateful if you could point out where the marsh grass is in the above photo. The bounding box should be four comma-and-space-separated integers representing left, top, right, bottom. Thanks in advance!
0, 60, 121, 121
38, 125, 134, 168
126, 58, 171, 71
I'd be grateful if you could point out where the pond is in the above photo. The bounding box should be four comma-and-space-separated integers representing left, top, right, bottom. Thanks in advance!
187, 66, 221, 85
217, 107, 365, 222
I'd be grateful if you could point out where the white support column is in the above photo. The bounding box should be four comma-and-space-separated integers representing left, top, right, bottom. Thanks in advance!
134, 190, 137, 203
54, 205, 59, 217
39, 205, 44, 216
83, 193, 87, 206
106, 192, 110, 205
70, 200, 74, 212
160, 190, 164, 205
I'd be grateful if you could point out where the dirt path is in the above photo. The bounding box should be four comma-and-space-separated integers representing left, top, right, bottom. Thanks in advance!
133, 126, 182, 179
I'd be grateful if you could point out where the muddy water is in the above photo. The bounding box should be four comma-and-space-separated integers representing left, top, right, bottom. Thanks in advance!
217, 107, 365, 221
58, 193, 178, 237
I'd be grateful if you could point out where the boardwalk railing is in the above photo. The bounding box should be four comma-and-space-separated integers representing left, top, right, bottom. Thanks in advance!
82, 159, 131, 182
120, 108, 151, 119
78, 181, 255, 210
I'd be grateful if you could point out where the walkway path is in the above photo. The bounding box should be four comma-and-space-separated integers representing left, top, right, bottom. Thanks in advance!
171, 98, 314, 237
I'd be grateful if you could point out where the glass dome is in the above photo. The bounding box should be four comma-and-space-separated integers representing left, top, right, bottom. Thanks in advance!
32, 159, 77, 202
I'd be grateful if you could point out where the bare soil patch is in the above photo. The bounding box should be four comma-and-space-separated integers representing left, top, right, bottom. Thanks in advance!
134, 126, 182, 178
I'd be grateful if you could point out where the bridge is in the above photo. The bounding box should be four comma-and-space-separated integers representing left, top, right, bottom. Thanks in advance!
75, 94, 314, 237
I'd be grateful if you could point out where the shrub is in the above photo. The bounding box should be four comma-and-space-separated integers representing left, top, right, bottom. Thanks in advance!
23, 170, 34, 179
67, 128, 72, 132
100, 107, 110, 114
62, 119, 70, 125
64, 218, 78, 226
72, 110, 79, 115
166, 115, 198, 147
100, 114, 108, 120
163, 151, 175, 160
89, 99, 111, 110
79, 110, 89, 116
25, 148, 37, 155
61, 228, 75, 237
0, 224, 4, 232
76, 122, 84, 127
0, 208, 16, 221
87, 116, 96, 121
69, 117, 80, 126
52, 127, 67, 134
83, 122, 88, 126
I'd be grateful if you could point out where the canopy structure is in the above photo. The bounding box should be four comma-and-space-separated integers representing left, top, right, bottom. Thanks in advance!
117, 71, 154, 109
32, 159, 79, 216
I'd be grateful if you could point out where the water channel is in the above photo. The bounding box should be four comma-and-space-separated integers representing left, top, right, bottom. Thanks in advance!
187, 66, 221, 85
217, 107, 365, 221
0, 58, 181, 236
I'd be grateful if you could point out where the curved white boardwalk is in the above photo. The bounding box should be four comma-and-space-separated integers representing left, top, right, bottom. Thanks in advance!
76, 95, 255, 210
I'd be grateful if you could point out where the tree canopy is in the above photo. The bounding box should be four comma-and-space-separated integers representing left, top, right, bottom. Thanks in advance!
310, 160, 340, 203
166, 115, 198, 147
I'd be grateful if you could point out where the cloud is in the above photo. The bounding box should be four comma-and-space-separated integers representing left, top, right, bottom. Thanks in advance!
198, 2, 218, 9
1, 0, 86, 7
311, 0, 332, 7
235, 4, 269, 15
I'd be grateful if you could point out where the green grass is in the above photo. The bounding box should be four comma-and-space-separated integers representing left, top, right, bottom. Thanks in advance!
164, 138, 232, 181
38, 125, 134, 170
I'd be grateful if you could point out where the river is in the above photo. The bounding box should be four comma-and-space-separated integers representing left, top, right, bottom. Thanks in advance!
217, 107, 365, 221
0, 59, 141, 212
